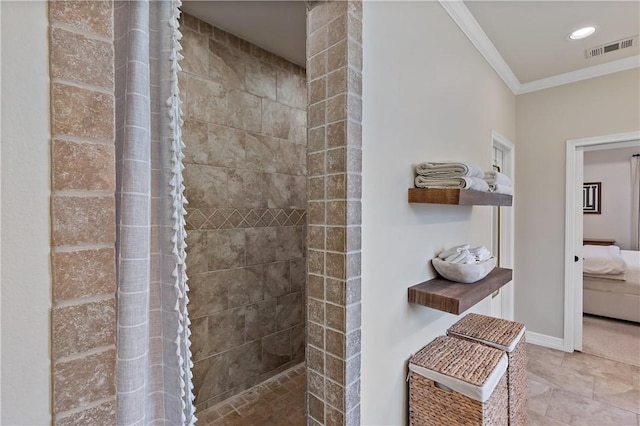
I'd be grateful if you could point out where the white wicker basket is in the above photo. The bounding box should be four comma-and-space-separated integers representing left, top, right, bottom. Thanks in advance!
432, 257, 497, 283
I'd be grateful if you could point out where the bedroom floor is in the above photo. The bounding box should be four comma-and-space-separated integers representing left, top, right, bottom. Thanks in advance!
582, 314, 640, 366
527, 343, 640, 425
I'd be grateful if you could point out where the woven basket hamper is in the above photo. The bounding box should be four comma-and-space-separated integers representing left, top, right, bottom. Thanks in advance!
408, 336, 509, 426
447, 313, 527, 426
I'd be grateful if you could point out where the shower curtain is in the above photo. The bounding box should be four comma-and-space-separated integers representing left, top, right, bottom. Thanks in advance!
632, 155, 640, 250
114, 1, 195, 424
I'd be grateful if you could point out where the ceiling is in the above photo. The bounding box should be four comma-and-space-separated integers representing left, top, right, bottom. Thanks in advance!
182, 0, 640, 93
181, 1, 307, 66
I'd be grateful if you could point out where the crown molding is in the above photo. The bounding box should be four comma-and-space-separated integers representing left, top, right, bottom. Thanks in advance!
438, 0, 520, 93
517, 55, 640, 94
438, 0, 640, 95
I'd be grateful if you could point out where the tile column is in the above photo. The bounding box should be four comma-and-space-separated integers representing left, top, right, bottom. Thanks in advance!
306, 2, 363, 425
48, 1, 117, 424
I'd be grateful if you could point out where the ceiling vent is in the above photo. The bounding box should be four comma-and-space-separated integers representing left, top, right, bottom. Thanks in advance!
586, 36, 638, 59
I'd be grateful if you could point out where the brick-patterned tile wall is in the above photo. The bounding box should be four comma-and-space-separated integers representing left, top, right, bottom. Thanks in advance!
306, 2, 363, 425
48, 1, 117, 424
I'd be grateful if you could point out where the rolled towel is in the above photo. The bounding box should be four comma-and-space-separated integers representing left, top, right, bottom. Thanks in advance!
488, 183, 513, 195
446, 250, 470, 264
477, 251, 492, 262
483, 171, 511, 186
414, 176, 490, 192
469, 246, 491, 260
415, 161, 484, 178
460, 254, 477, 264
438, 244, 470, 259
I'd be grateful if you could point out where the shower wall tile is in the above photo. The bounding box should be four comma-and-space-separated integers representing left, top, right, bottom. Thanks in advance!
54, 399, 116, 426
181, 14, 307, 407
50, 27, 114, 89
276, 71, 307, 109
207, 307, 247, 355
51, 248, 116, 301
49, 0, 113, 38
262, 261, 290, 299
263, 330, 292, 372
206, 229, 246, 270
306, 2, 362, 424
276, 291, 304, 330
52, 348, 116, 412
51, 83, 114, 140
52, 139, 115, 191
188, 271, 231, 319
245, 299, 277, 341
262, 99, 292, 139
227, 89, 262, 132
245, 133, 278, 173
245, 59, 277, 100
181, 28, 210, 78
50, 2, 117, 424
51, 298, 116, 359
182, 119, 209, 164
183, 164, 229, 208
52, 195, 115, 247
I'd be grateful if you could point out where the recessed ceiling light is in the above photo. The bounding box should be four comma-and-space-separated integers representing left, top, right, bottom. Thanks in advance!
568, 26, 596, 40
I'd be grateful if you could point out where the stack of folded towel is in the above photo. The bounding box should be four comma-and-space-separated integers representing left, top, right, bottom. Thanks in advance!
438, 244, 492, 265
414, 161, 489, 191
483, 170, 513, 195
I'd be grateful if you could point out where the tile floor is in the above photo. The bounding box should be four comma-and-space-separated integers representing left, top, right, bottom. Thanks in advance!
197, 344, 639, 425
527, 343, 640, 426
197, 363, 305, 426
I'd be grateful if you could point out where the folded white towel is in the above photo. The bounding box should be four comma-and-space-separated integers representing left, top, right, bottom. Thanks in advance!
488, 183, 513, 195
415, 161, 484, 179
438, 244, 471, 259
414, 176, 490, 192
483, 171, 511, 186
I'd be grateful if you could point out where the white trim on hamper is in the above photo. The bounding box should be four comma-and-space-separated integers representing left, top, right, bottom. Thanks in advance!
409, 354, 508, 403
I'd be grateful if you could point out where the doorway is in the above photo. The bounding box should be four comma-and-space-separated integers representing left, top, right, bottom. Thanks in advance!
564, 131, 640, 351
491, 130, 515, 320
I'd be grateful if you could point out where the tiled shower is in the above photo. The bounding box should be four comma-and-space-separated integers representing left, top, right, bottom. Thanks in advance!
179, 13, 308, 410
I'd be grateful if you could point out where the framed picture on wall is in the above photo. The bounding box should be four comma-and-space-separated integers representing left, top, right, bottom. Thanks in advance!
583, 182, 601, 214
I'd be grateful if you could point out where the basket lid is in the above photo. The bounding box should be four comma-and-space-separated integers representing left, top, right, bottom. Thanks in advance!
447, 313, 525, 352
409, 336, 507, 402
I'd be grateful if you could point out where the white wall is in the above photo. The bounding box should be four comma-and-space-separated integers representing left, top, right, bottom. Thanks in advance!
516, 69, 640, 338
1, 1, 51, 424
584, 146, 638, 250
361, 2, 516, 424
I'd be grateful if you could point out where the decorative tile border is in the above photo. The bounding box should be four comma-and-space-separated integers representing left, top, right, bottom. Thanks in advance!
186, 208, 307, 230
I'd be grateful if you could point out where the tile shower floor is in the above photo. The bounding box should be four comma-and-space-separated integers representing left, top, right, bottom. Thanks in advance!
196, 363, 305, 426
196, 344, 639, 425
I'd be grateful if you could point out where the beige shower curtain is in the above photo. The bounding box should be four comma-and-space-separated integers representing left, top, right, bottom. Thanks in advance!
114, 1, 195, 424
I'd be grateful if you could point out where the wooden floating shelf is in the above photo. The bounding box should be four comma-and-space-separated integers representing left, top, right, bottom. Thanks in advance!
408, 188, 512, 206
408, 267, 513, 315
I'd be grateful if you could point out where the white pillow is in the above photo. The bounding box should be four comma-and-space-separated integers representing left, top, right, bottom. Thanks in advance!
582, 245, 627, 275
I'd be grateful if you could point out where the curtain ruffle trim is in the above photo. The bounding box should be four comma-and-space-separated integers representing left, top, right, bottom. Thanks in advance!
168, 1, 197, 424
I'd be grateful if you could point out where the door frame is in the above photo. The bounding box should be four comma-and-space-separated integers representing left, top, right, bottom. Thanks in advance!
491, 130, 515, 320
564, 131, 640, 351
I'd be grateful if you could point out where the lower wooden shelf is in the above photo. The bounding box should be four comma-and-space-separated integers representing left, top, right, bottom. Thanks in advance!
408, 267, 513, 315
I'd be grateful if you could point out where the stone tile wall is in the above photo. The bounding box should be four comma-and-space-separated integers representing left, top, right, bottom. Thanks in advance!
179, 14, 308, 410
48, 1, 117, 424
305, 2, 363, 425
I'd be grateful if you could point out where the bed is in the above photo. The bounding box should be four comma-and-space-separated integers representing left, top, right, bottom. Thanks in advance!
582, 243, 640, 323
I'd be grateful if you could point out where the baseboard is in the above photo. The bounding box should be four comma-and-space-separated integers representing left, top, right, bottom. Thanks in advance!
525, 331, 567, 352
